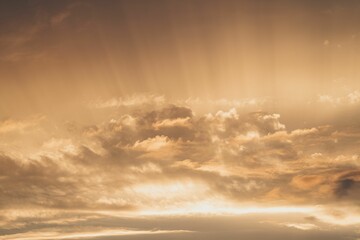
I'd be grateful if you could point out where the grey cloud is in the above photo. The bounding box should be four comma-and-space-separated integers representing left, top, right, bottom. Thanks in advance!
334, 179, 355, 198
332, 170, 360, 202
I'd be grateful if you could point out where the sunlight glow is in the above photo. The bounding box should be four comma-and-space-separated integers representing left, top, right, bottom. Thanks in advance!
136, 201, 317, 216
0, 229, 191, 240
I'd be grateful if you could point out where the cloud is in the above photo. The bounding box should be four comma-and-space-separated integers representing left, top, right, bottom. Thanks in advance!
184, 97, 267, 109
2, 104, 360, 210
291, 175, 325, 190
332, 170, 360, 200
0, 212, 358, 240
1, 101, 360, 238
334, 179, 355, 197
283, 223, 319, 230
90, 95, 166, 109
318, 90, 360, 106
0, 228, 190, 240
0, 116, 45, 134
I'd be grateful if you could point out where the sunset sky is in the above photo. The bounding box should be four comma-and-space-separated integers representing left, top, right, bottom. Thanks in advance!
1, 0, 360, 239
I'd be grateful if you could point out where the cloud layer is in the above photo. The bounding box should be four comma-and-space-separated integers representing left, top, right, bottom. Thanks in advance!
1, 96, 360, 239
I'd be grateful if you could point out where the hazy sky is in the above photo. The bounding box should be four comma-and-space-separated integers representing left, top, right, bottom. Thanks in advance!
1, 1, 360, 240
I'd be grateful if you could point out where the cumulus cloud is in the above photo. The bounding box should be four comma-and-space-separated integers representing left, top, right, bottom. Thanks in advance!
1, 101, 360, 238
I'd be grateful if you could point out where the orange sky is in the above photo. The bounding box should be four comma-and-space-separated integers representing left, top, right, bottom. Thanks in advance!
1, 1, 360, 239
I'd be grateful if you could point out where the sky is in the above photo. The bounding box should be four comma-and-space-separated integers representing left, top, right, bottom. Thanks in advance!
1, 0, 360, 239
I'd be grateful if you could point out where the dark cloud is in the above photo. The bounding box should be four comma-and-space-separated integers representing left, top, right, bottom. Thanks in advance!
334, 179, 355, 198
332, 171, 360, 202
